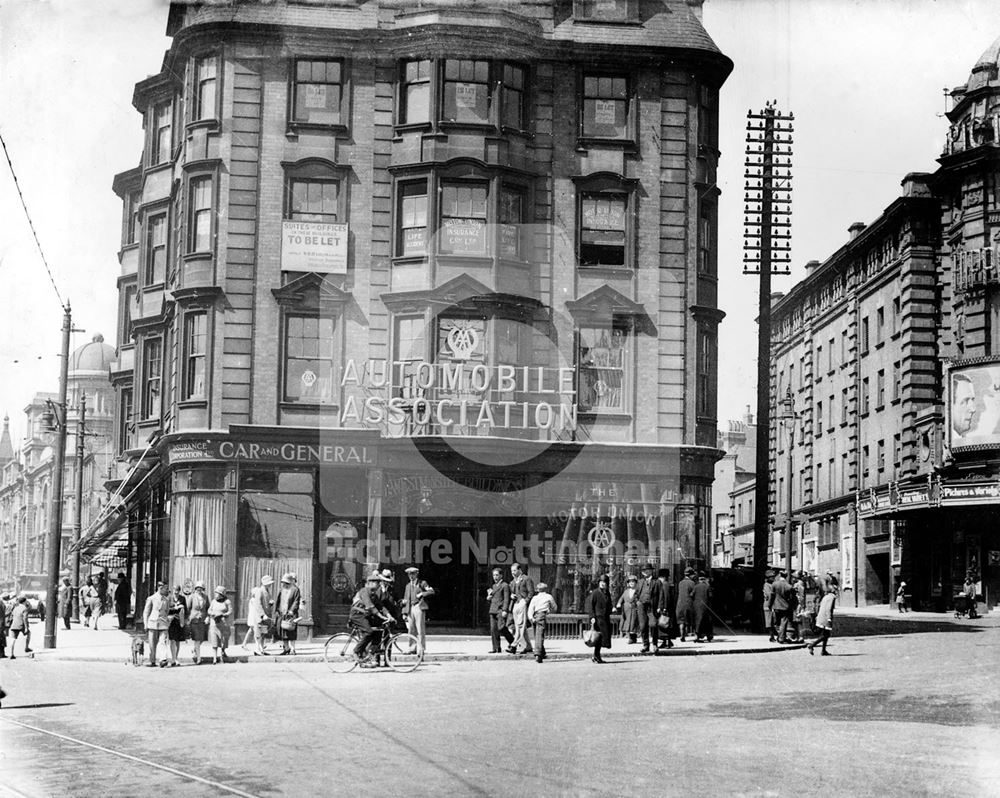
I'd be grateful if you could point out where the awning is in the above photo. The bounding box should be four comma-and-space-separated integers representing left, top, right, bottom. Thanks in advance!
73, 450, 161, 557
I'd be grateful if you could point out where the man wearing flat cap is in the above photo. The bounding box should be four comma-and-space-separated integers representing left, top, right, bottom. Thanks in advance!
402, 566, 435, 652
526, 582, 557, 663
350, 572, 393, 664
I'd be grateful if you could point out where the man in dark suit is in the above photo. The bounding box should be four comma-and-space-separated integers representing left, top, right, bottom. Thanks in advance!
509, 563, 535, 655
675, 567, 697, 641
634, 563, 662, 654
768, 569, 795, 643
487, 568, 513, 653
655, 568, 676, 650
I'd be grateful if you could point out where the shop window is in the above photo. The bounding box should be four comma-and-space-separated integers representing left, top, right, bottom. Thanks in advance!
578, 322, 629, 413
498, 187, 526, 260
172, 492, 225, 557
151, 100, 172, 166
500, 64, 527, 130
188, 176, 213, 254
288, 178, 340, 223
183, 312, 208, 401
397, 180, 428, 256
580, 73, 632, 141
400, 59, 431, 125
579, 191, 629, 267
442, 59, 490, 125
291, 59, 343, 127
193, 55, 218, 122
141, 338, 162, 419
283, 314, 336, 405
237, 470, 315, 560
439, 182, 489, 256
145, 212, 167, 285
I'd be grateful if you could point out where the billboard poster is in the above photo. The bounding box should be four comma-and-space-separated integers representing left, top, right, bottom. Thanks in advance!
948, 361, 1000, 448
281, 221, 348, 273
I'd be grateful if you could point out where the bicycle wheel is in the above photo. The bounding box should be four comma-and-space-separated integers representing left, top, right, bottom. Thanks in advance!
385, 632, 423, 672
324, 633, 360, 673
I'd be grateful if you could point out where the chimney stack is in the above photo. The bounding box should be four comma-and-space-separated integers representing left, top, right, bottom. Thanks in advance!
848, 221, 867, 240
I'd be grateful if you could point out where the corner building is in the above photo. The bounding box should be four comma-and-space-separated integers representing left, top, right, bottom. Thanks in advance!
94, 0, 731, 635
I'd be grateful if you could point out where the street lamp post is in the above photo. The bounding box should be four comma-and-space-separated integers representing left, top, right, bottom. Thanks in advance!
779, 387, 799, 575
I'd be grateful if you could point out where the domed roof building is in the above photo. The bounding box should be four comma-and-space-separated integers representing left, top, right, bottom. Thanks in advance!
69, 334, 117, 378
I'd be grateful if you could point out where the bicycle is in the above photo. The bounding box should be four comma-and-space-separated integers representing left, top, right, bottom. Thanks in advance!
324, 619, 423, 673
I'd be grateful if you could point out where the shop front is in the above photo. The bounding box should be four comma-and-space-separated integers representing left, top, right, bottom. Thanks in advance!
857, 477, 1000, 612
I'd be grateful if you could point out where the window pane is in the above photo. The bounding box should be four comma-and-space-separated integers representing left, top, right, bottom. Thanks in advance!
284, 314, 335, 403
439, 182, 489, 255
578, 325, 627, 411
293, 59, 343, 125
399, 182, 428, 255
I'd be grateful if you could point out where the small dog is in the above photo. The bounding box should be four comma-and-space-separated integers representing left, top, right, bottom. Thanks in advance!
129, 635, 145, 667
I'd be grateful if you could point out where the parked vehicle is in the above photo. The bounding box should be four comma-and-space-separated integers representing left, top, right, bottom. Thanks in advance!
16, 573, 47, 620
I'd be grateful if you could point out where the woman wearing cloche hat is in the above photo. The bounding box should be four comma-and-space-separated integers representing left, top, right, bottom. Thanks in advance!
273, 574, 302, 656
242, 574, 275, 656
207, 586, 233, 664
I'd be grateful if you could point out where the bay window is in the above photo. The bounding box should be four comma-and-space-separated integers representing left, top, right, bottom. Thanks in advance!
152, 101, 172, 165
401, 59, 431, 125
193, 55, 218, 122
183, 312, 208, 401
141, 338, 162, 419
498, 187, 525, 259
397, 181, 428, 256
188, 176, 213, 253
439, 182, 489, 256
442, 59, 490, 124
145, 213, 167, 285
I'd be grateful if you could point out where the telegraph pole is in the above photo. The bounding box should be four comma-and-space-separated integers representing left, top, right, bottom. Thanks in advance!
44, 303, 72, 649
72, 392, 86, 623
743, 104, 793, 631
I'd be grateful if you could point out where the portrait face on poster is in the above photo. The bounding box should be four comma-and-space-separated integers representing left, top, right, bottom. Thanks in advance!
947, 361, 1000, 449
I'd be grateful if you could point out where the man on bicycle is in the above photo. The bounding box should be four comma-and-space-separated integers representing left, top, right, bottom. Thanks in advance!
350, 572, 394, 664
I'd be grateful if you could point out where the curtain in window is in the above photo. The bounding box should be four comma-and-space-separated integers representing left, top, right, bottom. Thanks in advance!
172, 493, 225, 557
237, 556, 312, 624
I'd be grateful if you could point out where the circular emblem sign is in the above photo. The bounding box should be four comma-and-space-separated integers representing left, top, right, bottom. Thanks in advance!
331, 573, 351, 593
301, 369, 318, 387
588, 521, 615, 553
446, 324, 480, 360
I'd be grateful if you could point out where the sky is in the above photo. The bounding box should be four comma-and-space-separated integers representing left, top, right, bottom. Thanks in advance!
0, 0, 998, 446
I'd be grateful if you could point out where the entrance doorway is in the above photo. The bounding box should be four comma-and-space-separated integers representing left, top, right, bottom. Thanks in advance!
414, 524, 482, 629
865, 552, 890, 605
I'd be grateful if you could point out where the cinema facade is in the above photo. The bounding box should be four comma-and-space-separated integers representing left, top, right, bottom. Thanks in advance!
82, 0, 732, 635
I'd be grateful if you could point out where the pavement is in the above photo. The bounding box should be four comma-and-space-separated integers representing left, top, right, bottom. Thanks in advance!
19, 604, 994, 665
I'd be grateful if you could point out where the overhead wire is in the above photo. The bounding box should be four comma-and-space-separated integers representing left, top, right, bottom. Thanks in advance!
0, 129, 67, 310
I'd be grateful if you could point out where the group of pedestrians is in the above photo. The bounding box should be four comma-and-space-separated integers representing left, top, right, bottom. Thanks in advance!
52, 571, 133, 631
762, 568, 839, 655
140, 573, 302, 667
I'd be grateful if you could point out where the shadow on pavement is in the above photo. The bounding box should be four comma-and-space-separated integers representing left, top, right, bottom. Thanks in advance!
835, 616, 988, 636
700, 689, 1000, 728
0, 703, 75, 710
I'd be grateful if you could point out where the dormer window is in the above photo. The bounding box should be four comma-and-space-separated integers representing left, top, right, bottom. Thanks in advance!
573, 0, 639, 23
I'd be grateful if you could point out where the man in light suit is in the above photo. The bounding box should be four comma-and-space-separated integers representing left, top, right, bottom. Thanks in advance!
487, 568, 514, 653
402, 566, 434, 652
509, 562, 535, 655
